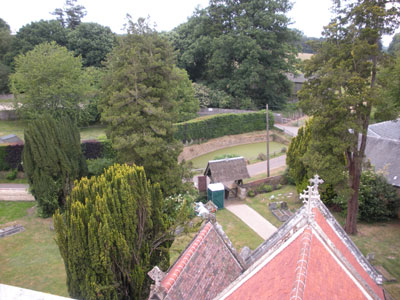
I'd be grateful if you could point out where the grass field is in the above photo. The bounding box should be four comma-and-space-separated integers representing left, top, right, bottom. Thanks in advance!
189, 141, 286, 169
0, 203, 68, 297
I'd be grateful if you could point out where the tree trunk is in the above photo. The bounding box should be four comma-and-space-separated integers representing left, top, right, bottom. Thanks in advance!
345, 153, 361, 234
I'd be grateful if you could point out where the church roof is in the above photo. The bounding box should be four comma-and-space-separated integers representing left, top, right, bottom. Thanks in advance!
148, 175, 386, 300
215, 176, 384, 300
148, 221, 245, 300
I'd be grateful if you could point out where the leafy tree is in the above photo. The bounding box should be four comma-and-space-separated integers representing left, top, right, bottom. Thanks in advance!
388, 32, 400, 55
23, 115, 87, 217
170, 0, 300, 109
101, 18, 184, 195
52, 0, 87, 29
11, 20, 68, 56
299, 0, 400, 234
54, 163, 193, 299
10, 42, 90, 121
172, 67, 199, 122
67, 22, 115, 67
0, 18, 14, 93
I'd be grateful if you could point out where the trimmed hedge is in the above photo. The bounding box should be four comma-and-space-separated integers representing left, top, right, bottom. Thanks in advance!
174, 110, 274, 142
0, 139, 115, 171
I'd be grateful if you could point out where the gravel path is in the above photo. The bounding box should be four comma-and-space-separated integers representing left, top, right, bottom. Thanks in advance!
0, 184, 34, 201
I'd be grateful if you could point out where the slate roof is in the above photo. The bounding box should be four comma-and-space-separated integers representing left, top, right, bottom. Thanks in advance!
215, 179, 385, 300
365, 119, 400, 187
367, 119, 400, 140
365, 136, 400, 187
204, 157, 250, 183
0, 134, 23, 145
148, 221, 245, 300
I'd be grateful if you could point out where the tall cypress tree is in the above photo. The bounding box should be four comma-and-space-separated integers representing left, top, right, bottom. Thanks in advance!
23, 115, 87, 216
54, 164, 185, 300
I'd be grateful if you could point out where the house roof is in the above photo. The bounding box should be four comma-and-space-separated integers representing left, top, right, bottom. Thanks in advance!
148, 221, 245, 300
204, 157, 250, 183
365, 136, 400, 187
214, 176, 384, 300
367, 119, 400, 140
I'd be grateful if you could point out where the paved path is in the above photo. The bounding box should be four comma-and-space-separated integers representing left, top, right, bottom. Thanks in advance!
0, 184, 34, 201
225, 202, 277, 240
275, 124, 300, 137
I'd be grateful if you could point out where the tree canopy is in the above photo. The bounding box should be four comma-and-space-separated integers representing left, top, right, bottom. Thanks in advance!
169, 0, 300, 109
101, 19, 185, 195
52, 0, 87, 29
10, 42, 91, 121
67, 22, 115, 67
23, 115, 87, 217
299, 0, 400, 234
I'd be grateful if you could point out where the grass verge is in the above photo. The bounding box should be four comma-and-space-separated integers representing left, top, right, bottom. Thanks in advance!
0, 201, 35, 224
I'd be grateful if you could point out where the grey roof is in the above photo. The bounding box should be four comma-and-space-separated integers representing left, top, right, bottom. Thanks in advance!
364, 136, 400, 187
0, 134, 23, 144
204, 157, 250, 183
367, 119, 400, 140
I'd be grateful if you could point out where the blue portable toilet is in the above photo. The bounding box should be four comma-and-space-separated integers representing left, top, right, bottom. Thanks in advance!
207, 183, 225, 209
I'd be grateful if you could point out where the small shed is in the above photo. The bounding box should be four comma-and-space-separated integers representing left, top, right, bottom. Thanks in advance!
0, 134, 23, 145
204, 157, 250, 184
207, 183, 225, 209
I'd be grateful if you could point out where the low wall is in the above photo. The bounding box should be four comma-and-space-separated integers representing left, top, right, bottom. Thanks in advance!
198, 107, 255, 116
242, 175, 284, 189
179, 130, 289, 162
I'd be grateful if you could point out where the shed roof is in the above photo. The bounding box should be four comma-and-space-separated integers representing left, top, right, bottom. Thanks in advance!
0, 134, 23, 145
204, 157, 250, 183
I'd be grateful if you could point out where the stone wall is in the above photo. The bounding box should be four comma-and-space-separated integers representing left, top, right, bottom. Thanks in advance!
242, 175, 284, 189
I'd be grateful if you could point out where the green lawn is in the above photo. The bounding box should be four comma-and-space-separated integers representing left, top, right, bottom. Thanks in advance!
189, 141, 287, 169
246, 185, 300, 228
0, 201, 35, 224
0, 204, 68, 297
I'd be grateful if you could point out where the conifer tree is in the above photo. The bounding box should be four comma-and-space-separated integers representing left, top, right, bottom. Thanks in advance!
23, 115, 87, 216
101, 18, 184, 195
54, 164, 189, 300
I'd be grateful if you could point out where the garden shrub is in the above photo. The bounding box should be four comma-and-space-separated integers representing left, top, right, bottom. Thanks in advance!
247, 190, 256, 197
0, 146, 9, 171
275, 184, 282, 190
87, 158, 115, 177
174, 110, 274, 142
332, 170, 400, 222
263, 185, 273, 193
6, 169, 17, 180
257, 153, 267, 161
358, 171, 399, 222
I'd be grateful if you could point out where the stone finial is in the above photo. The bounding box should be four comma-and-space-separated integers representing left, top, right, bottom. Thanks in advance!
300, 174, 324, 223
148, 266, 166, 286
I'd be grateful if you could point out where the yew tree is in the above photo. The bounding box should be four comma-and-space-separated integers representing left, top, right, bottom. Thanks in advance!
299, 0, 400, 234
